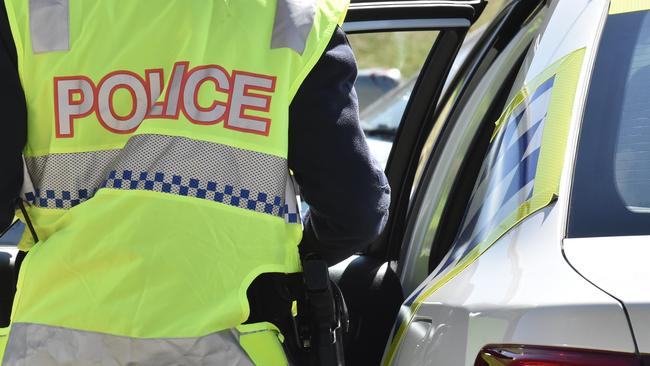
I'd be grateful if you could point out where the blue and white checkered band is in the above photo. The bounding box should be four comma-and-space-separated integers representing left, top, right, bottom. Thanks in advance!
23, 134, 300, 223
431, 76, 555, 279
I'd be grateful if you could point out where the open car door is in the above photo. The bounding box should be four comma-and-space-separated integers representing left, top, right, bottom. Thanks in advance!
330, 1, 485, 364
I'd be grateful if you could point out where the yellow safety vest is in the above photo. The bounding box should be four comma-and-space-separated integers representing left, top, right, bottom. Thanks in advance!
0, 0, 348, 364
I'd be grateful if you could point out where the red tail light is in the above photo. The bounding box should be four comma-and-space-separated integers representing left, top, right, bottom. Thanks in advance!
474, 345, 641, 366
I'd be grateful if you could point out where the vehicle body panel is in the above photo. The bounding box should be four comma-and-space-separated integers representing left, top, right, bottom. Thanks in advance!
356, 68, 402, 112
564, 236, 650, 352
393, 206, 635, 366
386, 0, 641, 364
559, 0, 650, 353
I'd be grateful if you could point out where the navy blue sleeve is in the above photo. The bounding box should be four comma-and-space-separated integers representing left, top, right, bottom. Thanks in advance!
0, 3, 26, 231
288, 27, 391, 265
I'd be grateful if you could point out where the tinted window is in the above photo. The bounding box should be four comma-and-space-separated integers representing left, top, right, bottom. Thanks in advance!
569, 10, 650, 237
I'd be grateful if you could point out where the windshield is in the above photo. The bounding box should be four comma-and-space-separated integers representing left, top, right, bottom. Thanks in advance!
569, 9, 650, 237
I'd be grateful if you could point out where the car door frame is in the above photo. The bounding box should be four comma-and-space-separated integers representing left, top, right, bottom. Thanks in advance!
343, 0, 487, 261
326, 2, 486, 363
395, 0, 549, 294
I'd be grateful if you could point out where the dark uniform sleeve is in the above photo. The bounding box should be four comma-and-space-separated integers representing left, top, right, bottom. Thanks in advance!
0, 3, 27, 232
289, 27, 390, 265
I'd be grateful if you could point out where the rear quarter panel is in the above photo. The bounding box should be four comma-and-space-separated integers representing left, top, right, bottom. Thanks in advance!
393, 206, 635, 366
564, 236, 650, 352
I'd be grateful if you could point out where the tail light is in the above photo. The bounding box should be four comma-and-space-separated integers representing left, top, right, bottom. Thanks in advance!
474, 345, 641, 366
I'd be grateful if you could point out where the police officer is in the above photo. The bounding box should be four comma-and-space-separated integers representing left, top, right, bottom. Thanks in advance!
0, 0, 390, 365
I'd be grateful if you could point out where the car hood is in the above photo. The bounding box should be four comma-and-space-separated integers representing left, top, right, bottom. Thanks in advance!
563, 235, 650, 351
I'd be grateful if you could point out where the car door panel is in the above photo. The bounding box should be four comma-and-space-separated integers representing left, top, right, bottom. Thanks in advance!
386, 0, 642, 364
331, 1, 485, 364
394, 206, 635, 366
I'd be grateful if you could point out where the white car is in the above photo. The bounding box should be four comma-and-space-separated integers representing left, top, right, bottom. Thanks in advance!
336, 0, 650, 365
356, 67, 403, 113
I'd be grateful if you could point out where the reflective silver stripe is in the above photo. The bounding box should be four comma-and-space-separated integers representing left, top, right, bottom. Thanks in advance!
20, 155, 36, 200
29, 0, 70, 53
283, 175, 301, 224
3, 323, 255, 366
271, 0, 317, 55
24, 135, 291, 219
105, 135, 288, 217
24, 150, 120, 209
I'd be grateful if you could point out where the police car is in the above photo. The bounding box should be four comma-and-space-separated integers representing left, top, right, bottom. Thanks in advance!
3, 0, 650, 365
333, 0, 650, 365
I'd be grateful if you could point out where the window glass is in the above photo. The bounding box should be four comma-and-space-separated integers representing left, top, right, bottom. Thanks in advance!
614, 16, 650, 211
435, 77, 554, 274
347, 31, 438, 167
569, 10, 650, 237
412, 0, 513, 189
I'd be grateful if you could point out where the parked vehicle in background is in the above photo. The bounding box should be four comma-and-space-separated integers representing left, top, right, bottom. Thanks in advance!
361, 77, 415, 167
356, 67, 402, 112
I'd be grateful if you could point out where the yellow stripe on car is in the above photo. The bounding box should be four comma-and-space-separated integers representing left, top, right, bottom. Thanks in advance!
382, 48, 585, 366
609, 0, 650, 14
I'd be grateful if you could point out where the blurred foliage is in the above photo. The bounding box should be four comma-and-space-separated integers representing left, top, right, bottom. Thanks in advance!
347, 31, 439, 79
346, 0, 508, 79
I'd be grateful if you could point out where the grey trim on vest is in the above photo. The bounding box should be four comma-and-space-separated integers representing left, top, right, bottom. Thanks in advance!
3, 323, 255, 366
283, 175, 301, 224
22, 135, 291, 219
25, 150, 120, 193
104, 134, 289, 217
20, 155, 36, 200
271, 0, 317, 55
24, 149, 120, 209
29, 0, 70, 53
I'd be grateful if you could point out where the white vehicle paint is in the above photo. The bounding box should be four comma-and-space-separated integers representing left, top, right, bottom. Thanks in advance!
386, 0, 645, 364
564, 236, 650, 351
394, 206, 634, 365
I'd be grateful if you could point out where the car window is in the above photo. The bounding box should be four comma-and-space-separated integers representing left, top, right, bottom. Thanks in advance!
397, 5, 546, 293
347, 31, 439, 168
348, 31, 437, 111
435, 76, 553, 274
569, 9, 650, 237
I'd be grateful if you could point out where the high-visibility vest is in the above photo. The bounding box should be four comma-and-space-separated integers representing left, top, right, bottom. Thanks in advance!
0, 0, 348, 364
